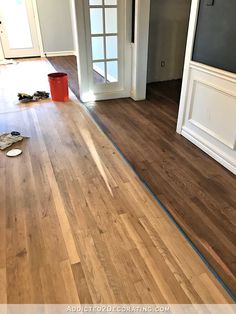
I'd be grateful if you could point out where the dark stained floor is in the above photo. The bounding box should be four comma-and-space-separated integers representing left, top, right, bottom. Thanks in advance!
48, 56, 236, 297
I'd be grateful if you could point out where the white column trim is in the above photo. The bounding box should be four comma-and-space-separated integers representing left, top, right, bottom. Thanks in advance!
70, 0, 90, 102
131, 0, 150, 101
31, 0, 44, 57
0, 38, 4, 60
176, 0, 200, 134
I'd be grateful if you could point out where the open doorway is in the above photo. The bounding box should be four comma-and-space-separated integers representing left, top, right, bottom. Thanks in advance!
147, 0, 191, 106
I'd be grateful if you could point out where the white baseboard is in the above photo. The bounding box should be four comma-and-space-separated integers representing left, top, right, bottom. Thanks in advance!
182, 127, 236, 175
44, 51, 76, 57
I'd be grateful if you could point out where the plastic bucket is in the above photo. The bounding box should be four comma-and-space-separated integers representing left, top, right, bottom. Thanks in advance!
48, 72, 69, 102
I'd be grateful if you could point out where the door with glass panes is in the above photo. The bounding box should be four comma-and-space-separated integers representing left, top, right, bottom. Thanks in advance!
82, 0, 131, 101
0, 0, 40, 58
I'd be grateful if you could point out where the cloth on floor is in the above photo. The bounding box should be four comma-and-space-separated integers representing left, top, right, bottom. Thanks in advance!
0, 59, 17, 65
18, 91, 49, 103
0, 133, 24, 150
18, 93, 33, 102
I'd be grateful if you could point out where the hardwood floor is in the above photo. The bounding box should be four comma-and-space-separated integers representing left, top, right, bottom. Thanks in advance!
147, 79, 182, 104
0, 59, 233, 304
48, 56, 236, 298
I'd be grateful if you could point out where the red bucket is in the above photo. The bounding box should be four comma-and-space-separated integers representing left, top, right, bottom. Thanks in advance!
48, 72, 69, 102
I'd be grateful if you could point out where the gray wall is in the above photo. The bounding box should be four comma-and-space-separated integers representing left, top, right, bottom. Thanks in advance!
193, 0, 236, 74
36, 0, 74, 53
147, 0, 191, 83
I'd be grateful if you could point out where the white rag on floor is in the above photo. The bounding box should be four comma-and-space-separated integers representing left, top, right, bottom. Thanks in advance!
0, 59, 16, 65
0, 133, 24, 150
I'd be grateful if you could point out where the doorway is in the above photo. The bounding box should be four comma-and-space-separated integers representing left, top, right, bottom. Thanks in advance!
147, 0, 191, 107
0, 0, 40, 58
71, 0, 132, 102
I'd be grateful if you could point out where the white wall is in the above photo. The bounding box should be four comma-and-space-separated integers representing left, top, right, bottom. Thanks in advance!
36, 0, 74, 55
147, 0, 191, 83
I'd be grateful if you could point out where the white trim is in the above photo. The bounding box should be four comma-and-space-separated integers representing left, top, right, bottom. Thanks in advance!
31, 0, 44, 57
186, 78, 236, 149
69, 0, 79, 58
131, 0, 150, 101
82, 89, 130, 102
44, 51, 76, 57
182, 127, 236, 175
0, 38, 4, 59
71, 0, 90, 102
176, 0, 200, 134
189, 119, 236, 150
190, 61, 236, 83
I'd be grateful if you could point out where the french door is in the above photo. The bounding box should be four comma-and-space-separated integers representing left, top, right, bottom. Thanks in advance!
76, 0, 132, 101
0, 0, 40, 58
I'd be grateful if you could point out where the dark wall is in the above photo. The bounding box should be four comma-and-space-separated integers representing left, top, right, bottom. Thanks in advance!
193, 0, 236, 73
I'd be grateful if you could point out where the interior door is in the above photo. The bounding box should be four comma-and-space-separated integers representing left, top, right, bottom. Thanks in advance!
0, 0, 40, 58
78, 0, 132, 101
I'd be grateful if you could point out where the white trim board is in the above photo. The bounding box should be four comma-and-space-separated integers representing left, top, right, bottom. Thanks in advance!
182, 127, 236, 175
0, 38, 4, 60
44, 51, 76, 57
32, 0, 44, 57
177, 0, 200, 134
131, 0, 150, 101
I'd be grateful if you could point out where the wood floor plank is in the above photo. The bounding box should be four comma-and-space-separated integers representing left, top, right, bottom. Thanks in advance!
72, 263, 93, 304
0, 268, 6, 304
0, 58, 233, 304
30, 109, 80, 265
48, 56, 236, 295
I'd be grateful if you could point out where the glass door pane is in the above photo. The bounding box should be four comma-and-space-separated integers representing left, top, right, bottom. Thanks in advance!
89, 0, 119, 84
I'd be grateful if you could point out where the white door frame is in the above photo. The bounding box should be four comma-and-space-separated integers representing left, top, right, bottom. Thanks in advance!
131, 0, 199, 112
176, 0, 200, 133
0, 0, 44, 59
0, 37, 4, 60
70, 0, 198, 103
131, 0, 150, 101
31, 0, 44, 57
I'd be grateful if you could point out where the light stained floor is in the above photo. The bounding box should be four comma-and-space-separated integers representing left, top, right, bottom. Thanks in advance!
0, 59, 233, 304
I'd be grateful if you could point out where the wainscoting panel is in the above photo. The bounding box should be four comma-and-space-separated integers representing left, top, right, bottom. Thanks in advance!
182, 62, 236, 174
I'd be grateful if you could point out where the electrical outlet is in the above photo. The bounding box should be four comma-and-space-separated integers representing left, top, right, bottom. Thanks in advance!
161, 61, 165, 68
206, 0, 214, 6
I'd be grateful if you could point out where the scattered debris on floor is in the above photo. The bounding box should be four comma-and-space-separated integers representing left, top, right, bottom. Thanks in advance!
18, 91, 49, 103
0, 59, 17, 65
0, 132, 24, 150
6, 149, 22, 157
11, 131, 21, 136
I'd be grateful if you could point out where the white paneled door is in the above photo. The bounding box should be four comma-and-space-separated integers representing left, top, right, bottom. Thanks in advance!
74, 0, 132, 101
0, 0, 40, 58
